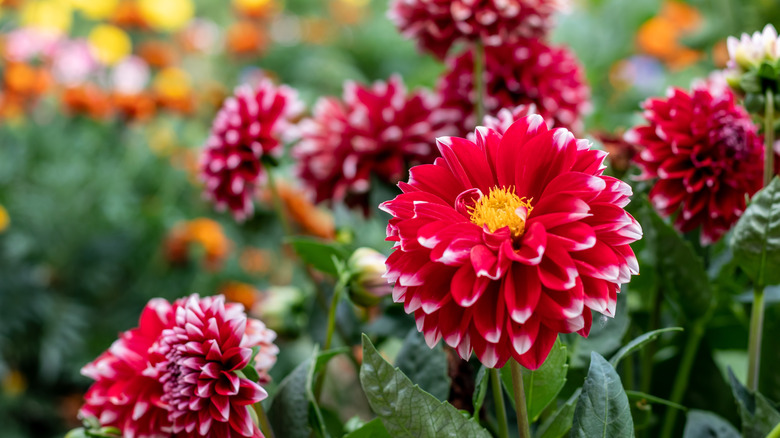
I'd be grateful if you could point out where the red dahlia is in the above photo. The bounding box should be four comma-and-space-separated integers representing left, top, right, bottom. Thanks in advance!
201, 78, 303, 221
381, 115, 641, 369
389, 0, 565, 59
437, 38, 590, 135
155, 295, 268, 438
468, 104, 539, 141
80, 299, 175, 438
293, 75, 458, 214
626, 78, 764, 244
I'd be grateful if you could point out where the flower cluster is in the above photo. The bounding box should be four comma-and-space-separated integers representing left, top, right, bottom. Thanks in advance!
80, 294, 278, 438
382, 115, 641, 369
725, 24, 780, 101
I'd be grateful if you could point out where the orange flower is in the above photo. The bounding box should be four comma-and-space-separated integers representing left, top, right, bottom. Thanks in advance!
4, 62, 50, 96
153, 67, 195, 114
137, 40, 179, 68
328, 0, 368, 25
165, 218, 231, 270
112, 92, 156, 121
112, 0, 148, 28
220, 281, 262, 310
232, 0, 279, 19
62, 84, 113, 119
225, 21, 267, 55
262, 181, 335, 239
636, 0, 702, 70
0, 92, 25, 120
240, 247, 272, 275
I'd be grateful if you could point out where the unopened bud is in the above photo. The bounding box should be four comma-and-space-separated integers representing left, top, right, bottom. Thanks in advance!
347, 247, 392, 307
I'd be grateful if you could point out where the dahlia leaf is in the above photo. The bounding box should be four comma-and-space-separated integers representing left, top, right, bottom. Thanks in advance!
288, 236, 349, 277
682, 410, 739, 438
500, 338, 568, 421
571, 352, 634, 438
395, 328, 451, 402
535, 389, 580, 438
343, 418, 392, 438
609, 327, 683, 367
731, 177, 780, 287
570, 298, 630, 369
727, 368, 780, 438
359, 334, 491, 438
472, 366, 489, 419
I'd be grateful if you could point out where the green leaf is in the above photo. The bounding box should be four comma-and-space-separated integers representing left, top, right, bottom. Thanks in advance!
609, 327, 684, 367
500, 338, 567, 421
571, 352, 634, 438
395, 329, 451, 401
625, 390, 686, 411
64, 428, 87, 438
472, 366, 489, 419
359, 334, 491, 438
570, 297, 630, 368
682, 410, 739, 438
535, 389, 580, 438
731, 177, 780, 287
727, 368, 780, 438
287, 236, 348, 277
344, 418, 393, 438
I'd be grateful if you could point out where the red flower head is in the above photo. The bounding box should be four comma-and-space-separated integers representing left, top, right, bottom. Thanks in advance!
80, 299, 175, 438
381, 115, 641, 369
156, 294, 268, 438
468, 104, 539, 141
626, 77, 764, 244
201, 78, 303, 221
437, 38, 590, 135
294, 75, 458, 214
388, 0, 566, 59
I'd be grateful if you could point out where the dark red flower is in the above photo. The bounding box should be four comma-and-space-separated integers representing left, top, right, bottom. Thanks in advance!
437, 38, 590, 135
294, 75, 458, 214
381, 115, 641, 369
201, 78, 303, 221
389, 0, 565, 59
626, 77, 764, 244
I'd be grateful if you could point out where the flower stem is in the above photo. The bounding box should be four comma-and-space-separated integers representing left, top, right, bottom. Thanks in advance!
510, 360, 531, 438
660, 318, 706, 438
764, 88, 775, 187
324, 276, 346, 351
473, 41, 486, 123
263, 162, 293, 236
747, 284, 765, 391
254, 402, 275, 438
490, 368, 509, 438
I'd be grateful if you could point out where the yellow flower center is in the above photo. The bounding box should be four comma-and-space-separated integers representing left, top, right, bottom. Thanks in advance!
469, 187, 533, 238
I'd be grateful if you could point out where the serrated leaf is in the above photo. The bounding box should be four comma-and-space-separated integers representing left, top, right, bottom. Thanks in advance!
344, 418, 393, 438
683, 410, 739, 438
571, 352, 634, 438
609, 327, 683, 367
395, 329, 451, 401
731, 177, 780, 287
727, 368, 780, 438
288, 236, 348, 277
359, 334, 491, 438
500, 338, 567, 421
535, 389, 580, 438
472, 366, 489, 419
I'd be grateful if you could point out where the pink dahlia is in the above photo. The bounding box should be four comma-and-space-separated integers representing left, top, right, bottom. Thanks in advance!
381, 115, 641, 369
626, 78, 764, 244
80, 299, 175, 438
155, 295, 268, 438
294, 75, 458, 214
201, 78, 303, 221
437, 38, 590, 135
388, 0, 566, 59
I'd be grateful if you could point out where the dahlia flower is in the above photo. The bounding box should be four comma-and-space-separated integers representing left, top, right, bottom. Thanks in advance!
437, 39, 590, 135
294, 75, 458, 213
381, 115, 641, 369
626, 78, 764, 244
468, 104, 539, 141
388, 0, 566, 59
201, 78, 303, 221
727, 24, 780, 72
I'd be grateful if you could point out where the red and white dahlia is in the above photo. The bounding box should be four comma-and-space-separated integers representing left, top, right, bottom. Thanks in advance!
468, 104, 539, 141
80, 299, 175, 438
293, 75, 458, 213
437, 39, 590, 135
626, 78, 764, 244
200, 78, 303, 221
389, 0, 566, 59
381, 115, 641, 369
155, 295, 268, 438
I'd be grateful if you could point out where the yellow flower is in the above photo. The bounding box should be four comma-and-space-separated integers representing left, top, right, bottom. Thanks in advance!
153, 67, 191, 100
0, 205, 9, 233
20, 0, 73, 34
138, 0, 194, 32
70, 0, 119, 20
88, 24, 132, 65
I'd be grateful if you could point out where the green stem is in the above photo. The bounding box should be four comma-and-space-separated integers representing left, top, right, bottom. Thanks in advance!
747, 285, 765, 391
764, 88, 775, 187
640, 286, 663, 394
263, 162, 293, 236
660, 318, 707, 438
254, 402, 275, 438
473, 41, 486, 123
490, 368, 509, 438
324, 276, 346, 351
510, 360, 531, 438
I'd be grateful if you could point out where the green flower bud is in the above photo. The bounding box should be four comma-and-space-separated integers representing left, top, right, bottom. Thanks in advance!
346, 247, 391, 307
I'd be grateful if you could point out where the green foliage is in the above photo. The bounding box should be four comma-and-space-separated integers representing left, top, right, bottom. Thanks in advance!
609, 327, 684, 366
731, 177, 780, 287
727, 369, 780, 438
359, 334, 491, 438
287, 236, 349, 277
682, 410, 739, 438
343, 418, 392, 438
395, 329, 451, 402
571, 352, 634, 438
472, 366, 489, 419
535, 389, 580, 438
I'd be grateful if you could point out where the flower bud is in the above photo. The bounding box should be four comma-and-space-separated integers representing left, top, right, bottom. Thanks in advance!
346, 247, 392, 307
